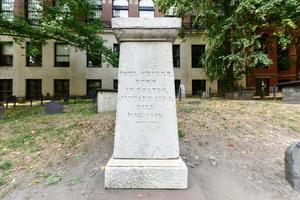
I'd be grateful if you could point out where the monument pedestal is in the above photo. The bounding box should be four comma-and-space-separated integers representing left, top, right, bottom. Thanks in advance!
105, 18, 188, 189
105, 158, 187, 189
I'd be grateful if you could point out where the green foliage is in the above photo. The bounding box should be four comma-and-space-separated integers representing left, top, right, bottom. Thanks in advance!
0, 161, 12, 171
178, 129, 186, 138
0, 0, 118, 67
44, 172, 65, 186
156, 0, 300, 91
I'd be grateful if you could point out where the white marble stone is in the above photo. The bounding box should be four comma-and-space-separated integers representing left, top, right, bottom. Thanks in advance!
105, 158, 188, 189
105, 18, 188, 189
97, 91, 117, 113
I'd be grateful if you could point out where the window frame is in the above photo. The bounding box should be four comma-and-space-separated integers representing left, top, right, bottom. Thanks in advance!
0, 0, 14, 21
26, 79, 42, 99
173, 44, 180, 68
112, 0, 128, 18
26, 42, 42, 67
86, 52, 102, 68
55, 43, 70, 67
86, 79, 102, 97
139, 0, 155, 18
54, 79, 69, 98
0, 79, 13, 101
0, 42, 13, 67
89, 0, 102, 21
191, 45, 205, 68
25, 0, 43, 25
113, 79, 118, 90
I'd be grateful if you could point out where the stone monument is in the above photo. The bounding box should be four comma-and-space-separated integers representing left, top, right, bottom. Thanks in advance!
285, 142, 300, 190
104, 18, 188, 189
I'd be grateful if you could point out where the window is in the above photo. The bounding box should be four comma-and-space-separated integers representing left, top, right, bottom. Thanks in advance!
192, 45, 205, 68
278, 44, 291, 71
55, 43, 70, 67
26, 79, 42, 99
87, 52, 101, 68
173, 45, 180, 68
192, 80, 206, 96
256, 34, 268, 69
25, 0, 43, 25
113, 79, 118, 90
26, 42, 42, 67
1, 0, 14, 21
112, 0, 128, 18
54, 0, 70, 20
54, 79, 69, 98
0, 79, 12, 101
0, 42, 13, 66
86, 79, 102, 97
113, 43, 119, 68
89, 0, 102, 21
139, 0, 154, 18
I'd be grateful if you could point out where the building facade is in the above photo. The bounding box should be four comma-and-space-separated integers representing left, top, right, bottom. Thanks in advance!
0, 0, 224, 101
246, 32, 300, 96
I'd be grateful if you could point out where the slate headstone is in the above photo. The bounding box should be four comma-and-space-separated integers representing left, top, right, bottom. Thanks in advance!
0, 104, 5, 119
45, 101, 64, 115
285, 142, 300, 190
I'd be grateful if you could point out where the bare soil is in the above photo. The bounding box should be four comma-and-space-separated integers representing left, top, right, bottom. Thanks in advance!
1, 99, 300, 200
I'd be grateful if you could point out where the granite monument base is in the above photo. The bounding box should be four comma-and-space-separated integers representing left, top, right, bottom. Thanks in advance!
105, 157, 188, 189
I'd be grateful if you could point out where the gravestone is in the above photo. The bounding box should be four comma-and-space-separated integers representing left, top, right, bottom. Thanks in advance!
45, 101, 64, 115
285, 142, 300, 190
0, 104, 5, 119
97, 89, 118, 113
104, 18, 188, 189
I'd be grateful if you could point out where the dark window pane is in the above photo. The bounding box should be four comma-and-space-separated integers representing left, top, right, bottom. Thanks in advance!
86, 79, 102, 97
0, 79, 13, 101
54, 79, 69, 98
173, 45, 180, 68
27, 42, 42, 67
0, 42, 13, 66
192, 45, 205, 68
26, 79, 42, 99
278, 44, 291, 71
113, 79, 118, 90
192, 80, 206, 96
174, 79, 181, 96
87, 52, 102, 68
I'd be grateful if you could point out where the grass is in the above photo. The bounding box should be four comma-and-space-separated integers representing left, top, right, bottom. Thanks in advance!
44, 172, 65, 186
0, 100, 108, 187
1, 99, 300, 193
178, 129, 186, 138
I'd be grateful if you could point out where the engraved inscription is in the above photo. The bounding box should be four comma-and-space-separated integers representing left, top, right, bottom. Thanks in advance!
119, 70, 174, 124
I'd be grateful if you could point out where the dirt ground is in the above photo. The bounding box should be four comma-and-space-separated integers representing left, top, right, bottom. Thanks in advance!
1, 99, 300, 200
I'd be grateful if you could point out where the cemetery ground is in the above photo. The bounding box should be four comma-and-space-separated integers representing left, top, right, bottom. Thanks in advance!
0, 99, 300, 200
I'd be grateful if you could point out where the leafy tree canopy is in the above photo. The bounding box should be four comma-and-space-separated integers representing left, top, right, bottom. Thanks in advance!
156, 0, 300, 90
0, 0, 117, 66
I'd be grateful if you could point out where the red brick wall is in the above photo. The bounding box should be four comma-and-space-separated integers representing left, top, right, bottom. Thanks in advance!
247, 34, 298, 88
14, 0, 25, 17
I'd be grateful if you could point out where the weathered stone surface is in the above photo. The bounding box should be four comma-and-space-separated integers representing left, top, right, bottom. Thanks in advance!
285, 142, 300, 190
45, 101, 63, 115
97, 90, 117, 113
105, 18, 188, 189
282, 86, 300, 104
105, 158, 188, 189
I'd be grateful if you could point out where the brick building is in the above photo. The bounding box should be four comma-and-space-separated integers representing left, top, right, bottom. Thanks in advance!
246, 33, 300, 96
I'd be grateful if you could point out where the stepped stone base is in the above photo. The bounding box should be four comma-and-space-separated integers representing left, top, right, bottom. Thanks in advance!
104, 157, 188, 189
